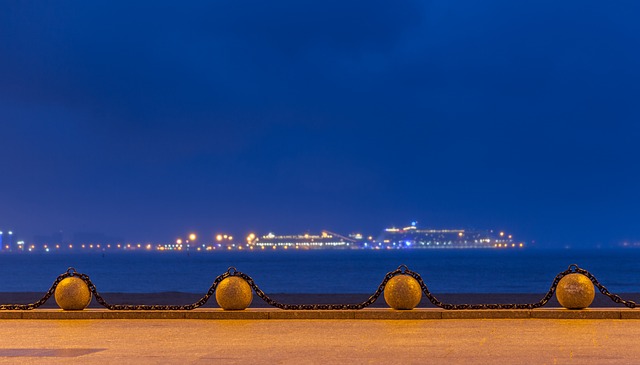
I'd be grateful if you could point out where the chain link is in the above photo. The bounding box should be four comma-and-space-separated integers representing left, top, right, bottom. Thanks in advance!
0, 269, 72, 310
573, 266, 637, 308
406, 265, 572, 310
83, 271, 231, 310
0, 264, 637, 310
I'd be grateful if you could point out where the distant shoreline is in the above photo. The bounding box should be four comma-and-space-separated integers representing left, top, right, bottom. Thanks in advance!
1, 292, 637, 308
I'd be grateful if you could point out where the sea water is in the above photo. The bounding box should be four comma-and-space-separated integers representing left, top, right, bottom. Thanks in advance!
1, 249, 639, 294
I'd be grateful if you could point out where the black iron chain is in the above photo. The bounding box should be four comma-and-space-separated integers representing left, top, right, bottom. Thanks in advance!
81, 270, 231, 310
230, 266, 401, 310
573, 266, 637, 308
405, 264, 572, 310
0, 268, 73, 310
0, 264, 637, 310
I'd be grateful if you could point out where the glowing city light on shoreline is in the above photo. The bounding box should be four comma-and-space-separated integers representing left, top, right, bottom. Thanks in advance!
0, 225, 528, 253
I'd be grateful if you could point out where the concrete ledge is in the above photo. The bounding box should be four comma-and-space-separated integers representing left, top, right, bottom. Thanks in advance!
189, 309, 270, 320
102, 311, 187, 320
21, 310, 105, 320
441, 309, 531, 319
268, 310, 355, 319
530, 308, 623, 319
0, 311, 23, 319
1, 308, 640, 320
621, 310, 640, 319
355, 309, 442, 319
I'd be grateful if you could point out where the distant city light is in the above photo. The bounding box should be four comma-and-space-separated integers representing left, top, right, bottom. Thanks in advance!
0, 222, 527, 253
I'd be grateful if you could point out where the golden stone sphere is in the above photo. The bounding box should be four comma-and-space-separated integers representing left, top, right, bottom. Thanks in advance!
556, 273, 595, 309
216, 276, 253, 310
384, 274, 422, 310
54, 277, 92, 310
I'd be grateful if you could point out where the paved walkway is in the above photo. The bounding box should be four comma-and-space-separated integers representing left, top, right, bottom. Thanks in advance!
1, 318, 639, 364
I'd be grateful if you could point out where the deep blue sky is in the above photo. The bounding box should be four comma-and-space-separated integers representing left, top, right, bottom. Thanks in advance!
1, 1, 639, 246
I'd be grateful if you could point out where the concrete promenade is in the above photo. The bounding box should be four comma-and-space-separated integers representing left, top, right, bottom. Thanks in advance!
1, 309, 640, 364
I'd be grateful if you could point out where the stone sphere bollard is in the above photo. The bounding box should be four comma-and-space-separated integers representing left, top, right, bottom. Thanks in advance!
384, 274, 422, 310
216, 276, 253, 310
54, 277, 92, 310
556, 273, 595, 309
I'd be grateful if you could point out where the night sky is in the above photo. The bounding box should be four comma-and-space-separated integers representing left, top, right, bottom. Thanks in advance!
1, 1, 639, 247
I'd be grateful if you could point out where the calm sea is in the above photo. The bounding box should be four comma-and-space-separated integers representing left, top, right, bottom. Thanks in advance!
1, 249, 639, 294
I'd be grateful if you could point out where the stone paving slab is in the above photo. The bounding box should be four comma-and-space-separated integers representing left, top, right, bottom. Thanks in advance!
530, 308, 623, 319
620, 310, 640, 319
2, 318, 640, 364
21, 310, 104, 320
354, 309, 442, 319
268, 310, 355, 320
441, 309, 531, 319
1, 308, 639, 320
